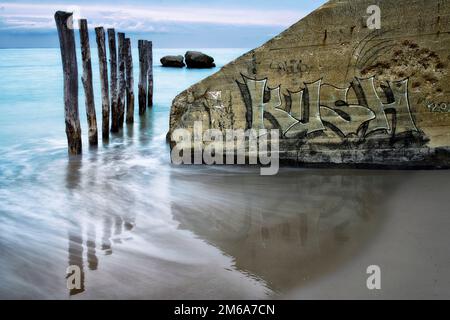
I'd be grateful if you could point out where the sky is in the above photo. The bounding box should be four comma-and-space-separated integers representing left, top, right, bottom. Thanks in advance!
0, 0, 327, 48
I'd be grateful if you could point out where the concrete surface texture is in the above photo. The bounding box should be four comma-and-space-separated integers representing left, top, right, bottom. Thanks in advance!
169, 0, 450, 167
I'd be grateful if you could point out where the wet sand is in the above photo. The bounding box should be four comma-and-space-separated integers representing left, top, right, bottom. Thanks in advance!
286, 171, 450, 299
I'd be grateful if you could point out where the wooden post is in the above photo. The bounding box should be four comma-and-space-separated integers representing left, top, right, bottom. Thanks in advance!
79, 19, 98, 146
146, 40, 153, 108
138, 40, 147, 115
95, 27, 110, 140
117, 32, 126, 128
108, 28, 119, 133
54, 11, 82, 155
125, 38, 134, 124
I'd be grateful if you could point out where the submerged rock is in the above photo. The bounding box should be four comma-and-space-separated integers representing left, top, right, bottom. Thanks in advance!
160, 55, 185, 68
185, 51, 215, 68
169, 0, 450, 168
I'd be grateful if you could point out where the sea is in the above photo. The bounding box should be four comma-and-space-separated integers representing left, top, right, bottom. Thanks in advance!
0, 48, 449, 299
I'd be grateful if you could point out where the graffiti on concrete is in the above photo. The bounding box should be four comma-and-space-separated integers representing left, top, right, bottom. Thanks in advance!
236, 74, 419, 140
427, 101, 450, 113
269, 59, 309, 75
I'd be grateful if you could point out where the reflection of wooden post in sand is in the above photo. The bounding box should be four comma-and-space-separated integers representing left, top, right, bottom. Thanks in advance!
95, 27, 110, 140
54, 11, 82, 155
79, 19, 98, 146
68, 225, 85, 295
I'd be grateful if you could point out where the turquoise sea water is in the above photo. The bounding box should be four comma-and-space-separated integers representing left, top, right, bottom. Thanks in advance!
0, 48, 243, 147
0, 48, 449, 299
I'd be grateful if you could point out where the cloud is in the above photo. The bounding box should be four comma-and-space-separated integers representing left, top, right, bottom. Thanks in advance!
0, 2, 306, 32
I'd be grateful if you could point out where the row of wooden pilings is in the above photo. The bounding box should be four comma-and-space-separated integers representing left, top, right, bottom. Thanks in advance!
54, 11, 153, 155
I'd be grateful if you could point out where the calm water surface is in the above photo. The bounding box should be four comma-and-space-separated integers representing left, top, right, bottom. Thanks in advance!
0, 48, 449, 299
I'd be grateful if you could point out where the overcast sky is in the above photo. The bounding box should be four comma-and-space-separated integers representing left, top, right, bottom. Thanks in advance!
0, 0, 326, 48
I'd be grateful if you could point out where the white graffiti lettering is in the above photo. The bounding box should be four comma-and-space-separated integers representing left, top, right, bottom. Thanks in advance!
236, 74, 419, 140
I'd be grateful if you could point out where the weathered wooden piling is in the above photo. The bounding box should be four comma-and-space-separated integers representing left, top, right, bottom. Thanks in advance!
54, 11, 82, 155
95, 27, 110, 140
107, 28, 119, 133
146, 41, 153, 108
117, 33, 126, 128
125, 38, 134, 124
138, 40, 147, 115
79, 19, 98, 146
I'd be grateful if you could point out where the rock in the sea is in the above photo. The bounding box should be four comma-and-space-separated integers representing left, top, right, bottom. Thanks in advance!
185, 51, 215, 69
169, 0, 450, 168
160, 55, 185, 68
